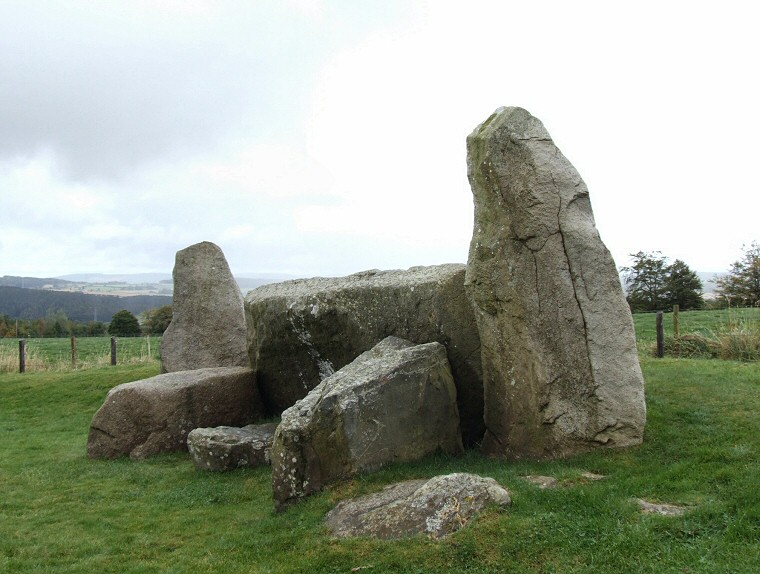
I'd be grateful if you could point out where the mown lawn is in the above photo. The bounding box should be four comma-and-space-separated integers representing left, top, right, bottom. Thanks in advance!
1, 353, 758, 573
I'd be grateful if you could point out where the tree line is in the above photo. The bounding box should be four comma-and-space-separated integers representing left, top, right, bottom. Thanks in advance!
0, 305, 172, 338
622, 242, 760, 312
0, 286, 171, 324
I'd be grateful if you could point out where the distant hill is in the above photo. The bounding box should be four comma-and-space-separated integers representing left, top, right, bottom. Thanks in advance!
0, 275, 78, 289
0, 272, 300, 323
56, 273, 172, 284
0, 286, 171, 323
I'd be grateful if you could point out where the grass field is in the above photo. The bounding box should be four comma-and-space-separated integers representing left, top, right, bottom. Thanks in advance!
2, 342, 759, 572
0, 336, 161, 373
632, 307, 760, 357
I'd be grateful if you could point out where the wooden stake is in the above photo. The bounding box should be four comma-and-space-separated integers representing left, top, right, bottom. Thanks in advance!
656, 311, 664, 358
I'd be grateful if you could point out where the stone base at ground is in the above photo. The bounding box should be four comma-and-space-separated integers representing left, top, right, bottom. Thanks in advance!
245, 264, 484, 446
271, 337, 464, 510
187, 423, 278, 471
324, 473, 511, 539
87, 367, 262, 460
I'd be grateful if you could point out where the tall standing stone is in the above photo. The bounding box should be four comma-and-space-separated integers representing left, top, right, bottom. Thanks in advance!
465, 107, 646, 459
161, 241, 250, 373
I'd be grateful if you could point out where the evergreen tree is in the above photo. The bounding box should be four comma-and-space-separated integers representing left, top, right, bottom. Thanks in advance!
142, 305, 173, 335
665, 259, 704, 310
622, 251, 669, 312
108, 310, 142, 337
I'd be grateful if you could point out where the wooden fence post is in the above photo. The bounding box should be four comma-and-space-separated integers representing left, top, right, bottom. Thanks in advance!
111, 337, 117, 366
19, 339, 26, 373
71, 336, 78, 369
673, 304, 680, 338
656, 311, 664, 358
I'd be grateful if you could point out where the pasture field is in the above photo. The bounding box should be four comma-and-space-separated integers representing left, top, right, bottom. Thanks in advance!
632, 307, 760, 360
0, 336, 161, 373
1, 349, 758, 571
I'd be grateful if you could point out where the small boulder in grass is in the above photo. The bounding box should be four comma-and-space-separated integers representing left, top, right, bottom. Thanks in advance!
187, 423, 278, 471
325, 473, 511, 540
636, 498, 688, 517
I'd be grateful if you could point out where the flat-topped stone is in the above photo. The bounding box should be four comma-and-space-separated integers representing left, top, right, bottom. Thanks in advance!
187, 423, 278, 471
87, 367, 262, 460
325, 473, 512, 540
245, 264, 484, 445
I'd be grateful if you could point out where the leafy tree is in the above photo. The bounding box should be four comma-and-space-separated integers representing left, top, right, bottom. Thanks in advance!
108, 310, 141, 337
86, 321, 108, 336
622, 251, 669, 312
142, 305, 173, 335
665, 259, 704, 310
716, 241, 760, 307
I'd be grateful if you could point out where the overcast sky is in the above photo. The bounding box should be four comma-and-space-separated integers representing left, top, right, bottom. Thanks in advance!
2, 1, 757, 280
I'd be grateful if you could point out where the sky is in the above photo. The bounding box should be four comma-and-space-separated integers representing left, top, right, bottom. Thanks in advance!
2, 0, 758, 280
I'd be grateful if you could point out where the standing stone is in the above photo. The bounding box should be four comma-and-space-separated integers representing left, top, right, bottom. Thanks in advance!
465, 107, 646, 459
161, 241, 250, 373
271, 337, 464, 511
245, 264, 484, 446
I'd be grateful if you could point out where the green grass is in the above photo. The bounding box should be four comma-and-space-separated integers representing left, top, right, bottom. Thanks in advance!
1, 355, 758, 573
0, 336, 161, 372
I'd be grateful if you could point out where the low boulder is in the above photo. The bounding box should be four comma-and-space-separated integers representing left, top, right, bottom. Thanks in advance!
271, 336, 464, 511
87, 367, 262, 460
161, 241, 250, 373
245, 264, 484, 446
325, 473, 512, 540
187, 423, 278, 471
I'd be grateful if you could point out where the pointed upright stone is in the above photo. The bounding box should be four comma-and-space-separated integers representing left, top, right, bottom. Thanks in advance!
465, 107, 645, 459
161, 241, 250, 373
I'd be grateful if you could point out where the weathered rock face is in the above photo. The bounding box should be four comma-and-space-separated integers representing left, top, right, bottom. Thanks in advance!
245, 264, 484, 445
187, 423, 277, 471
465, 106, 646, 459
87, 367, 262, 460
161, 241, 250, 373
324, 473, 511, 540
271, 337, 464, 511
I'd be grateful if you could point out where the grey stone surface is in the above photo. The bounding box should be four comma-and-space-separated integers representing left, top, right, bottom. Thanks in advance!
187, 422, 278, 471
271, 336, 464, 510
161, 241, 250, 373
636, 499, 688, 516
245, 264, 484, 445
324, 473, 511, 540
523, 475, 559, 489
465, 106, 646, 459
87, 367, 262, 460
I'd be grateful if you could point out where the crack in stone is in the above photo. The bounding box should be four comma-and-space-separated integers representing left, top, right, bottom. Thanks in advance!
553, 174, 596, 391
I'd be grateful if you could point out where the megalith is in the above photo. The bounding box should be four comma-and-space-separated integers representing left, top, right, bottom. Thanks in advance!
465, 106, 646, 459
271, 336, 464, 511
244, 264, 484, 445
87, 367, 262, 460
161, 241, 250, 373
